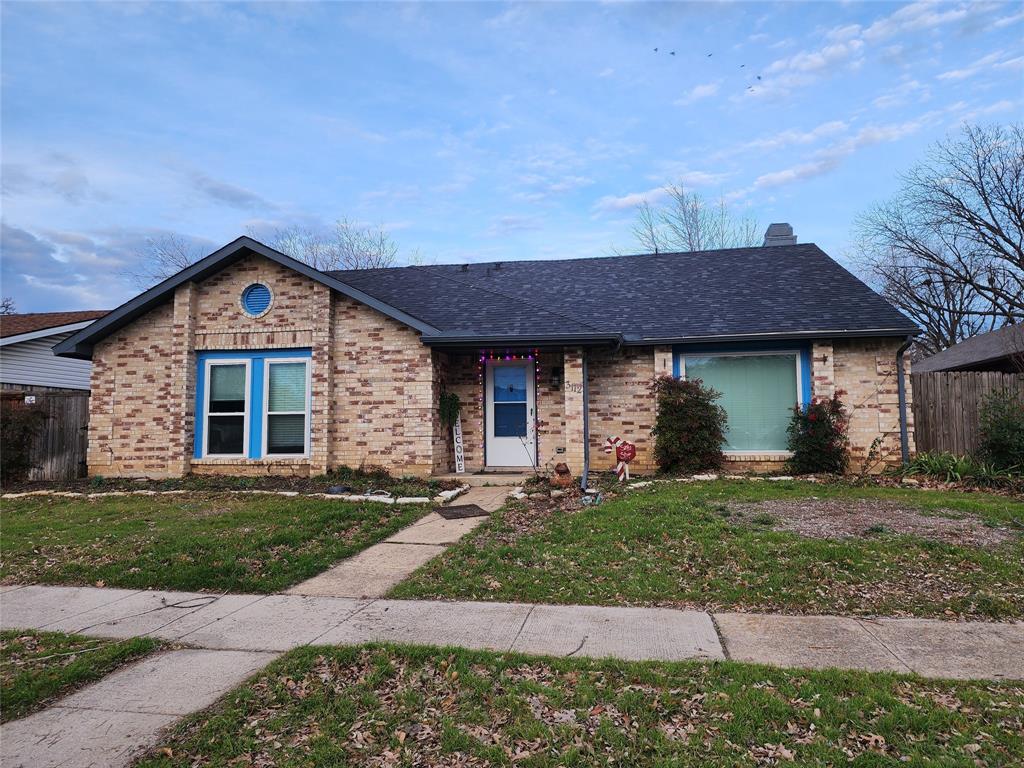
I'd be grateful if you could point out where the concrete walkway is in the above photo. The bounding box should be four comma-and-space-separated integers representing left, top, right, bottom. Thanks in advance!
285, 485, 508, 597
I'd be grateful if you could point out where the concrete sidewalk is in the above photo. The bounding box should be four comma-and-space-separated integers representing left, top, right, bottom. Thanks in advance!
1, 648, 276, 768
2, 584, 1021, 680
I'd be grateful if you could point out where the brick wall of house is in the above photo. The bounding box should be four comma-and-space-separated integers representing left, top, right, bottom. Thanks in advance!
587, 346, 658, 474
88, 301, 178, 477
832, 337, 913, 472
328, 295, 435, 475
87, 251, 911, 479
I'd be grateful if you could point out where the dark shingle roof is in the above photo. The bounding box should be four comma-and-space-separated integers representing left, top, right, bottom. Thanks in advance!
330, 243, 917, 343
54, 237, 917, 360
0, 310, 108, 339
915, 324, 1024, 372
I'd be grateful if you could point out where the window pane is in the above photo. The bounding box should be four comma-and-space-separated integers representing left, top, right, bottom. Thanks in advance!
268, 363, 306, 412
494, 403, 527, 437
685, 354, 798, 451
493, 365, 526, 403
208, 415, 244, 454
209, 364, 246, 413
268, 414, 305, 453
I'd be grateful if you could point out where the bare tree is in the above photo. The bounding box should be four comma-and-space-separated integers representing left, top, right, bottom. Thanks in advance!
125, 234, 207, 290
856, 122, 1024, 352
630, 184, 760, 253
128, 220, 401, 289
260, 219, 398, 272
0, 297, 16, 315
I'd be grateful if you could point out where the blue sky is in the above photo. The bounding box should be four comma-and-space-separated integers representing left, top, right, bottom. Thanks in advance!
2, 1, 1022, 312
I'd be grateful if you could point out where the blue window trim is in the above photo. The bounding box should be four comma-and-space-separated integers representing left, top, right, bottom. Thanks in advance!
672, 340, 812, 410
194, 348, 312, 459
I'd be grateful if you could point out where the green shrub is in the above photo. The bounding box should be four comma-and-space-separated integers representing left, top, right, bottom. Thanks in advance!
438, 391, 461, 430
0, 398, 47, 486
786, 394, 850, 475
651, 375, 727, 474
977, 388, 1024, 472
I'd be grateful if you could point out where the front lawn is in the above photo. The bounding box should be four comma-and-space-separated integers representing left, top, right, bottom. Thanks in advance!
390, 480, 1024, 620
1, 629, 163, 722
0, 494, 428, 593
135, 644, 1024, 767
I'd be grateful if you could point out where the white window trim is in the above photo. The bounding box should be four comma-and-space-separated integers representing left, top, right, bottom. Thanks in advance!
262, 358, 312, 458
203, 358, 251, 459
679, 349, 803, 454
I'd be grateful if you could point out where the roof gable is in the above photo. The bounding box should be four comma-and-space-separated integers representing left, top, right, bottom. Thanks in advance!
54, 237, 440, 359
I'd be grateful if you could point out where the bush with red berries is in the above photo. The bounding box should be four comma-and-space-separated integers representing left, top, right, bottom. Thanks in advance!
786, 393, 850, 475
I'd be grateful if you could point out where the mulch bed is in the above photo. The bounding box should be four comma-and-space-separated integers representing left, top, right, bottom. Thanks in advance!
728, 498, 1019, 547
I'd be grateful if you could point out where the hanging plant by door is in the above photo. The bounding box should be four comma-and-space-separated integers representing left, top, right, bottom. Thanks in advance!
439, 391, 461, 430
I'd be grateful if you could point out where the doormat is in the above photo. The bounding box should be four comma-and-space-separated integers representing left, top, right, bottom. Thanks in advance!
437, 504, 489, 520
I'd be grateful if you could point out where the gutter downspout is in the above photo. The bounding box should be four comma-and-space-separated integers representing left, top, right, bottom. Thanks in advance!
896, 335, 914, 466
580, 348, 590, 491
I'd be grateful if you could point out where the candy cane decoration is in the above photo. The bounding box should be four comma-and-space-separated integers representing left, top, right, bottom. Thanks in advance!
605, 435, 632, 482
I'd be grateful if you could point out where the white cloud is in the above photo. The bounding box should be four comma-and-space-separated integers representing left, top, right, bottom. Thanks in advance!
751, 117, 934, 190
862, 1, 971, 42
598, 67, 615, 78
994, 9, 1024, 28
486, 215, 542, 236
938, 51, 1024, 80
593, 186, 669, 212
740, 120, 849, 153
872, 79, 931, 109
674, 80, 721, 106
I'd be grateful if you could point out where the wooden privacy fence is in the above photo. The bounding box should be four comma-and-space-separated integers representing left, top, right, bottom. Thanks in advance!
911, 371, 1024, 456
1, 390, 90, 481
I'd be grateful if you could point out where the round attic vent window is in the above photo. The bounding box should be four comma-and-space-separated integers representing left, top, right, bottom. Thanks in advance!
240, 283, 272, 317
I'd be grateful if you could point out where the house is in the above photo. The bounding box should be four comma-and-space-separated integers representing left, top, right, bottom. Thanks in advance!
1, 311, 108, 392
915, 324, 1023, 374
54, 227, 918, 479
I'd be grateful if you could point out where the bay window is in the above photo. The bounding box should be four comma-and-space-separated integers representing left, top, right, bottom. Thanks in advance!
195, 350, 311, 459
676, 345, 810, 453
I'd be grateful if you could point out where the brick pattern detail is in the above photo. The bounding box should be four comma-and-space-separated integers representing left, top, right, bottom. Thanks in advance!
562, 347, 586, 474
588, 346, 657, 473
833, 337, 913, 472
88, 301, 177, 477
811, 341, 835, 399
328, 295, 435, 476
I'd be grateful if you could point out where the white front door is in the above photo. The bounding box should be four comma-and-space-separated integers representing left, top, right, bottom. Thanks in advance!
485, 360, 536, 467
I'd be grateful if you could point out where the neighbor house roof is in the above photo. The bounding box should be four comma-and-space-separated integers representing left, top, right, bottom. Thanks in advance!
330, 243, 919, 346
55, 236, 918, 359
0, 310, 108, 340
915, 324, 1024, 372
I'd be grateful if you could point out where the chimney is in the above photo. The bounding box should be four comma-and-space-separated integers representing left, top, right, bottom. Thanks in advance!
762, 222, 797, 247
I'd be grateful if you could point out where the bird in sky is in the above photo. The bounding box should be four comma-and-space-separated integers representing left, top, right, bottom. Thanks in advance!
707, 52, 713, 57
670, 51, 676, 56
740, 64, 746, 68
756, 75, 762, 80
653, 47, 658, 52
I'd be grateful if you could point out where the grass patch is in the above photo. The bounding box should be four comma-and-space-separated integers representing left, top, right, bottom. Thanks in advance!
135, 644, 1024, 767
0, 629, 163, 722
390, 480, 1024, 620
0, 494, 428, 593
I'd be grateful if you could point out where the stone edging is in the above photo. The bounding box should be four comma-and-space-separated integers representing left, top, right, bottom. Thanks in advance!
1, 485, 471, 506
